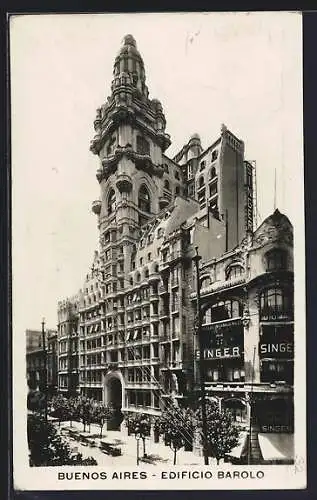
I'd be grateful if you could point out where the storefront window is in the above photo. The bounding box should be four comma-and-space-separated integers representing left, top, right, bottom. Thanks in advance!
222, 399, 247, 423
202, 300, 242, 324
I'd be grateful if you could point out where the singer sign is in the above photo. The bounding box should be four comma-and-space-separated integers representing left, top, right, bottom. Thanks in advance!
259, 342, 293, 358
196, 346, 241, 360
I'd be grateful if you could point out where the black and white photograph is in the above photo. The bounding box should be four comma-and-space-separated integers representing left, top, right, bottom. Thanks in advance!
11, 12, 306, 490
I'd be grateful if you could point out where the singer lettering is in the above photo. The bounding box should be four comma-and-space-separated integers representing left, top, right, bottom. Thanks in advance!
260, 343, 293, 355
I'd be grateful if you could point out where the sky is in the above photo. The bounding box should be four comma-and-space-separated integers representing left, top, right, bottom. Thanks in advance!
10, 12, 304, 332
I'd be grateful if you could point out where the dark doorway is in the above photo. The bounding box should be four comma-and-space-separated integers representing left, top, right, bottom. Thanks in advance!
106, 377, 123, 431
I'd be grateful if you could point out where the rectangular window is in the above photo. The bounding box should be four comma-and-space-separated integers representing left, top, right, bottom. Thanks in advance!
209, 181, 218, 197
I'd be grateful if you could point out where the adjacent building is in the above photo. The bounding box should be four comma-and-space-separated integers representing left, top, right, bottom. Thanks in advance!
56, 34, 294, 463
26, 328, 58, 394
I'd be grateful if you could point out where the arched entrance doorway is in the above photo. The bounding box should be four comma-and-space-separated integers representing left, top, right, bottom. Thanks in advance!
104, 372, 124, 431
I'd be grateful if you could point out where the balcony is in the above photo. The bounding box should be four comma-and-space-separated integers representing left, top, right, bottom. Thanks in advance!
91, 199, 101, 215
169, 360, 183, 370
260, 305, 293, 322
159, 333, 170, 342
171, 277, 179, 288
159, 195, 170, 210
150, 292, 159, 301
158, 284, 168, 295
159, 309, 170, 319
149, 273, 160, 283
116, 173, 133, 193
159, 260, 170, 272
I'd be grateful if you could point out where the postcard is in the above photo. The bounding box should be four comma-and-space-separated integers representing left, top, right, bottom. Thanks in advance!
11, 11, 306, 490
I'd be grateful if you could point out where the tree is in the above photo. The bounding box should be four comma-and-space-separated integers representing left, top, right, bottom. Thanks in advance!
27, 389, 45, 414
67, 397, 82, 428
91, 403, 113, 438
27, 413, 97, 466
195, 400, 240, 464
49, 395, 69, 426
158, 405, 196, 465
128, 413, 151, 458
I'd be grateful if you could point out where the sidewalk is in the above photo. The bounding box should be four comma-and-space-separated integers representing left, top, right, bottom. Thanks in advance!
55, 420, 204, 467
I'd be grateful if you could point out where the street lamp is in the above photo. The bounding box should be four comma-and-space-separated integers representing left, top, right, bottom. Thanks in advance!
135, 433, 141, 466
192, 246, 209, 465
41, 318, 48, 422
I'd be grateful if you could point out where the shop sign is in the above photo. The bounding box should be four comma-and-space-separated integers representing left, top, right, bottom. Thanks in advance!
260, 424, 293, 433
196, 346, 241, 360
259, 342, 293, 358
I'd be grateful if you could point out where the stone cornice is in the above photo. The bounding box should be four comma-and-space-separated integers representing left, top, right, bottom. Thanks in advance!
96, 145, 164, 183
90, 96, 171, 155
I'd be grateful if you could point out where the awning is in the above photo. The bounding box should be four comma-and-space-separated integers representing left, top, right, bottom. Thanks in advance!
258, 433, 294, 462
226, 431, 248, 459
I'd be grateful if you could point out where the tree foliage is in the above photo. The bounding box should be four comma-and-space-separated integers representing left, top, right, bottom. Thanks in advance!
49, 395, 113, 434
126, 413, 151, 458
27, 413, 97, 466
27, 390, 46, 413
195, 400, 240, 464
158, 404, 196, 464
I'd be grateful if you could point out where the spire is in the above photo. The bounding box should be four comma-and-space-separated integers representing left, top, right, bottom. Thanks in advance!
112, 34, 148, 97
90, 34, 171, 157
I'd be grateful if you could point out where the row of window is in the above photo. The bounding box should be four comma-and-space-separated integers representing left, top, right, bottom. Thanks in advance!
201, 288, 292, 324
126, 390, 158, 408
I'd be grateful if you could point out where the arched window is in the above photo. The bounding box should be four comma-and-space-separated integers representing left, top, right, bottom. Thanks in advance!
164, 179, 170, 191
226, 264, 244, 280
175, 186, 180, 195
136, 135, 150, 155
175, 171, 180, 180
266, 249, 287, 272
211, 149, 218, 162
198, 175, 205, 188
260, 287, 293, 321
129, 277, 133, 286
138, 185, 151, 213
107, 189, 116, 215
136, 272, 141, 283
209, 166, 216, 180
144, 268, 149, 278
157, 228, 164, 239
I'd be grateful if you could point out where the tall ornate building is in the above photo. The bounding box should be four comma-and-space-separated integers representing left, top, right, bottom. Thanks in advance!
56, 35, 294, 463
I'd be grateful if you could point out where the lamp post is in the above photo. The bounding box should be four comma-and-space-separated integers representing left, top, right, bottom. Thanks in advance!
41, 318, 48, 422
192, 246, 209, 465
135, 433, 141, 465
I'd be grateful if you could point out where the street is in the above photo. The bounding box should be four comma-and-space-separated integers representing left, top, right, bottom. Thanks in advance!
55, 420, 207, 467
